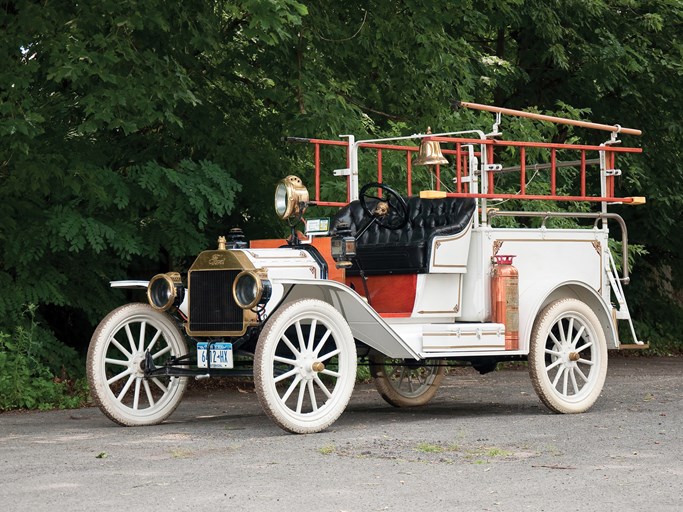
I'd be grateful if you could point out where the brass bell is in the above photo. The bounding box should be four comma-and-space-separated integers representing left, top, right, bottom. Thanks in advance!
413, 127, 448, 166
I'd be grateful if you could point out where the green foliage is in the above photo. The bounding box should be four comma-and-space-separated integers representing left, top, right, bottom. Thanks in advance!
0, 0, 682, 410
0, 305, 88, 411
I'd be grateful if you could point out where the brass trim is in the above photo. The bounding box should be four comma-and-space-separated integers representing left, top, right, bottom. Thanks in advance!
423, 331, 501, 337
184, 312, 259, 338
190, 249, 254, 271
490, 238, 603, 292
147, 273, 178, 312
246, 250, 309, 260
233, 269, 268, 309
187, 249, 256, 337
423, 345, 505, 350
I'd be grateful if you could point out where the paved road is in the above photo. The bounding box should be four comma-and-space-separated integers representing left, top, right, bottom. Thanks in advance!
0, 357, 680, 511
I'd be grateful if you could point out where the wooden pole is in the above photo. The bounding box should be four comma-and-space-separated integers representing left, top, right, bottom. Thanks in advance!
459, 101, 642, 136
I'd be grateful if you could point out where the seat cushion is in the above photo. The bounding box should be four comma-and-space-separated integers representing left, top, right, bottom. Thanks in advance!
331, 195, 476, 275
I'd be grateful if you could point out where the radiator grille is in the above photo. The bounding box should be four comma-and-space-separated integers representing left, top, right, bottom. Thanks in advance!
189, 269, 243, 333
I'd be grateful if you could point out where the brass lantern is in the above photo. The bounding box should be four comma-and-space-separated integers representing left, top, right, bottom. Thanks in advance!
274, 175, 310, 220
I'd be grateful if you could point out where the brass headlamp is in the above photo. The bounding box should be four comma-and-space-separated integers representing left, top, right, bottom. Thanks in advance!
274, 175, 310, 220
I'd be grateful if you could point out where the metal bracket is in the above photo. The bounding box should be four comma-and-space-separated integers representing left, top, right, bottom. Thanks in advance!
333, 168, 352, 176
603, 168, 622, 176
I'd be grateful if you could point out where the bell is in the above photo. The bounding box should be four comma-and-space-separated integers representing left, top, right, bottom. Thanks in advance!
413, 127, 448, 166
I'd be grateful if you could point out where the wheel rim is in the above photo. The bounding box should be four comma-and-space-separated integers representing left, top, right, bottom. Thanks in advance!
542, 313, 600, 403
265, 313, 351, 423
380, 359, 441, 399
99, 314, 184, 418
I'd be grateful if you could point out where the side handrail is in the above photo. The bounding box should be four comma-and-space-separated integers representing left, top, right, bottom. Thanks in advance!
486, 211, 631, 284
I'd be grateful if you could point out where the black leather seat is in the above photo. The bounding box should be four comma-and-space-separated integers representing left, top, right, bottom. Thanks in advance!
331, 196, 476, 275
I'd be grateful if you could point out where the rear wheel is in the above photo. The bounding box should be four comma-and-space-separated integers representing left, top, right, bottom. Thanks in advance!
529, 298, 607, 413
87, 304, 188, 426
254, 299, 357, 434
369, 355, 445, 407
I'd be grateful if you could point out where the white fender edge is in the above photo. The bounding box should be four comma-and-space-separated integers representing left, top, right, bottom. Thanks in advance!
273, 279, 420, 360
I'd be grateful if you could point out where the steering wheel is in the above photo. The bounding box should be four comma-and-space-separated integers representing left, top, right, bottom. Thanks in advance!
359, 182, 409, 230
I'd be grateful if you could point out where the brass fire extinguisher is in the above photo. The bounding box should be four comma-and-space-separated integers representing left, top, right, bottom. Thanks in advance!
491, 255, 519, 350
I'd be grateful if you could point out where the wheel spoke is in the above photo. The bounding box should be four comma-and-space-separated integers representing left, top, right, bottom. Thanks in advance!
111, 337, 132, 359
565, 317, 574, 345
307, 380, 318, 411
546, 358, 563, 372
552, 366, 565, 387
274, 355, 297, 366
577, 357, 595, 366
570, 324, 585, 345
569, 367, 579, 395
318, 348, 340, 363
132, 378, 141, 410
313, 374, 333, 399
281, 333, 300, 357
549, 331, 562, 350
296, 380, 306, 413
104, 357, 129, 367
558, 319, 567, 344
138, 321, 147, 352
107, 367, 132, 386
295, 320, 306, 352
562, 367, 569, 396
124, 324, 137, 354
544, 348, 561, 357
152, 345, 171, 359
575, 341, 593, 354
307, 319, 317, 352
575, 365, 589, 383
143, 379, 155, 407
151, 377, 168, 394
116, 374, 135, 401
312, 328, 333, 357
274, 367, 299, 384
145, 329, 162, 353
320, 368, 341, 378
281, 375, 302, 402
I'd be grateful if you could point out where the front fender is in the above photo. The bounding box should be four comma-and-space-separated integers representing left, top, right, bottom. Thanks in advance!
110, 280, 189, 317
272, 279, 419, 360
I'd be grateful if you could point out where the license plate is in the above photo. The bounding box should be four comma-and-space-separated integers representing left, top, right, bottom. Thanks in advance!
197, 342, 233, 369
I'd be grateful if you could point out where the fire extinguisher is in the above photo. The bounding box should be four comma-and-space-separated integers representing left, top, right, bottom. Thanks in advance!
491, 255, 519, 350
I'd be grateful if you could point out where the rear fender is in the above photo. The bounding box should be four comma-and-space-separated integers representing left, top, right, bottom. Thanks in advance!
272, 279, 420, 360
525, 281, 618, 350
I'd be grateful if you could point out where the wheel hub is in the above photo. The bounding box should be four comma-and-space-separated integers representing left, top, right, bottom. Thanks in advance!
131, 352, 145, 377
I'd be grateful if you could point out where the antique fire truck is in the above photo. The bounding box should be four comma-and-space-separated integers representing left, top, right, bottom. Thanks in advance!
87, 102, 646, 433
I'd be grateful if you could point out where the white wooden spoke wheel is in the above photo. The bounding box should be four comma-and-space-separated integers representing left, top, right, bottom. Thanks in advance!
529, 298, 608, 414
254, 299, 357, 434
369, 355, 445, 407
87, 304, 188, 426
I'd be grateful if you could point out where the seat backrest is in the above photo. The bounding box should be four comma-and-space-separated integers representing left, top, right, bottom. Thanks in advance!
331, 196, 476, 247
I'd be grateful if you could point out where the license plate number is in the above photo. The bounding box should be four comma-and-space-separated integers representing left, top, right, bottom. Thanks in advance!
197, 342, 233, 369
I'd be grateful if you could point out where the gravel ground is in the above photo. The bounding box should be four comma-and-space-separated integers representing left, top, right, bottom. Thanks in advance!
0, 356, 680, 511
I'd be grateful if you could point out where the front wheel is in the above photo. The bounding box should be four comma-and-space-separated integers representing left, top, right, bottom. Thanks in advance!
529, 298, 608, 414
254, 299, 357, 434
87, 304, 188, 426
369, 356, 445, 407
